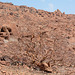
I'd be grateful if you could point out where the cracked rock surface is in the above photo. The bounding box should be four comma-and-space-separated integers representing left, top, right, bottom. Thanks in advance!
0, 2, 75, 75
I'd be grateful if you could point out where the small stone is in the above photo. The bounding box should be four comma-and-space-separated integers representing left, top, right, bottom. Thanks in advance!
0, 66, 2, 70
45, 67, 52, 73
0, 51, 2, 54
42, 62, 48, 67
0, 61, 7, 65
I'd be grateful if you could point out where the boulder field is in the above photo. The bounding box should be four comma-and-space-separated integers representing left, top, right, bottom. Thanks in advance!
0, 2, 75, 75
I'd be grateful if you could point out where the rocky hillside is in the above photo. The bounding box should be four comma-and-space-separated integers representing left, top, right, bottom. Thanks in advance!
0, 2, 75, 75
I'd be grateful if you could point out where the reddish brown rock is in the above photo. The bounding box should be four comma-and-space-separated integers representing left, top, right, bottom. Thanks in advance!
0, 2, 75, 75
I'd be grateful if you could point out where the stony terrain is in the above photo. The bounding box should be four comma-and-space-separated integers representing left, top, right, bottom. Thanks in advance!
0, 2, 75, 75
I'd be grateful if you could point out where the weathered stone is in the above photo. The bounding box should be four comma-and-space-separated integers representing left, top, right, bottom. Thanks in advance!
0, 2, 75, 75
